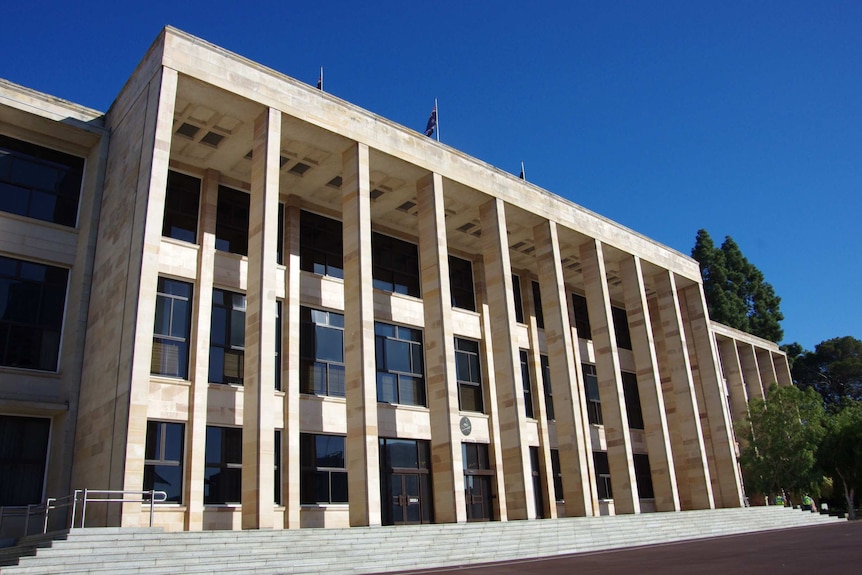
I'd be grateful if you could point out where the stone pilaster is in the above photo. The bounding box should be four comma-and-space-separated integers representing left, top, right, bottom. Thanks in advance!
282, 198, 302, 528
756, 348, 779, 394
738, 344, 765, 401
715, 336, 749, 425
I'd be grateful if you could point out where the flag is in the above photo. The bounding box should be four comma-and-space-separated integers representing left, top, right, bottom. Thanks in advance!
519, 162, 526, 180
316, 67, 323, 91
424, 107, 437, 137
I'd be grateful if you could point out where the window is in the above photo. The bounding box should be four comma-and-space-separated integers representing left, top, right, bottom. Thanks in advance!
449, 256, 476, 311
300, 433, 347, 504
512, 275, 524, 323
274, 430, 282, 505
215, 186, 249, 256
583, 363, 602, 425
520, 350, 534, 419
152, 278, 193, 378
274, 301, 282, 391
455, 338, 483, 413
531, 281, 544, 329
571, 294, 591, 340
622, 371, 644, 430
0, 134, 84, 227
530, 446, 545, 519
612, 306, 632, 350
300, 307, 345, 397
372, 232, 420, 297
0, 256, 68, 371
462, 442, 494, 521
299, 210, 343, 278
375, 322, 425, 406
593, 451, 612, 500
550, 449, 564, 502
204, 426, 241, 504
162, 170, 200, 243
276, 202, 284, 265
144, 421, 184, 503
209, 289, 246, 385
0, 415, 50, 506
633, 453, 655, 499
540, 354, 554, 420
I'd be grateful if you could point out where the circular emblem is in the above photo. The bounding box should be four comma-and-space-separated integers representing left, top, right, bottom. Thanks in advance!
459, 416, 472, 436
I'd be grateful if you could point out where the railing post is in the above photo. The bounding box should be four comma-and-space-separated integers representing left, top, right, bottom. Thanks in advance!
71, 490, 80, 529
80, 488, 88, 528
148, 491, 155, 527
44, 498, 55, 534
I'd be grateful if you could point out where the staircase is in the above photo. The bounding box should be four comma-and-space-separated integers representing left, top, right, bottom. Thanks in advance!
0, 507, 843, 575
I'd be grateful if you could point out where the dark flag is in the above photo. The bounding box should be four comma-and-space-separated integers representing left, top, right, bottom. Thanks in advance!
519, 161, 526, 180
425, 107, 437, 137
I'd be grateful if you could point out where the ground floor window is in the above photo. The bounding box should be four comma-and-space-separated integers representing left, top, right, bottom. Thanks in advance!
593, 451, 612, 500
300, 433, 347, 504
463, 442, 494, 521
204, 426, 241, 504
380, 438, 432, 525
551, 449, 564, 502
144, 421, 184, 503
530, 446, 545, 518
633, 453, 655, 499
0, 415, 50, 506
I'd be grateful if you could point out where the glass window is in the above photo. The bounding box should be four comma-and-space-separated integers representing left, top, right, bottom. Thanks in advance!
622, 371, 644, 430
276, 203, 284, 265
462, 442, 491, 471
633, 453, 655, 499
215, 186, 249, 256
204, 426, 242, 504
550, 449, 564, 502
531, 281, 544, 329
274, 430, 282, 505
520, 350, 534, 419
571, 294, 591, 340
0, 135, 84, 227
162, 170, 200, 243
0, 256, 69, 371
300, 307, 345, 397
300, 433, 347, 504
0, 415, 50, 506
455, 338, 483, 413
448, 256, 476, 311
512, 275, 524, 323
372, 232, 420, 297
274, 301, 282, 391
593, 451, 612, 500
583, 363, 603, 425
209, 288, 246, 385
375, 322, 425, 406
530, 446, 545, 519
541, 354, 554, 421
300, 210, 343, 278
612, 306, 632, 350
144, 421, 184, 503
151, 278, 192, 378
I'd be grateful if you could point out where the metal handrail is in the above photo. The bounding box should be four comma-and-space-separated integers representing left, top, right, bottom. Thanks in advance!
76, 489, 167, 528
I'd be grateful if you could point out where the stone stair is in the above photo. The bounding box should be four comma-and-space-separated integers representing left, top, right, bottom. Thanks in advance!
0, 507, 843, 575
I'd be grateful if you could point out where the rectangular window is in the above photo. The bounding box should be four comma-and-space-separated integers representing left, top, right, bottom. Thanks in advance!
274, 301, 282, 391
162, 170, 200, 243
571, 294, 591, 340
583, 363, 603, 425
204, 426, 242, 504
215, 185, 249, 256
0, 134, 84, 227
372, 232, 420, 297
541, 354, 554, 421
520, 350, 534, 419
0, 415, 50, 506
300, 433, 347, 504
612, 306, 632, 350
633, 453, 655, 499
622, 371, 644, 430
276, 202, 284, 265
0, 256, 69, 371
455, 338, 483, 413
375, 322, 426, 406
512, 275, 524, 323
274, 430, 282, 505
593, 451, 612, 500
299, 210, 343, 278
550, 449, 564, 502
144, 421, 184, 503
300, 307, 345, 397
209, 288, 246, 385
152, 277, 193, 378
531, 281, 544, 329
449, 255, 476, 311
530, 446, 545, 519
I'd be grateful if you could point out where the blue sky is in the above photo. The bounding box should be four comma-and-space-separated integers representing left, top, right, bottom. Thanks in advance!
3, 1, 860, 350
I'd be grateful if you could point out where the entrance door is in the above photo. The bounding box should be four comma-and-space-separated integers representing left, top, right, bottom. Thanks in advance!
390, 473, 422, 524
465, 475, 493, 521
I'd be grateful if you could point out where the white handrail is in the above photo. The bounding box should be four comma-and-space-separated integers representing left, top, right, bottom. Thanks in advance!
76, 489, 167, 528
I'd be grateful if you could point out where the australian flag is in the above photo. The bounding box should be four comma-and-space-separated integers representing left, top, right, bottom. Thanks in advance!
424, 107, 437, 137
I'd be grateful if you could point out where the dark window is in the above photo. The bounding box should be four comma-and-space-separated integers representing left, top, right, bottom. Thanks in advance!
300, 307, 345, 397
0, 256, 68, 371
622, 371, 644, 430
300, 433, 347, 504
455, 338, 483, 413
0, 415, 50, 506
583, 363, 602, 425
215, 186, 249, 256
162, 171, 200, 243
463, 442, 491, 471
381, 438, 431, 470
571, 294, 591, 339
372, 232, 420, 297
512, 275, 524, 323
0, 134, 84, 227
152, 278, 192, 378
274, 429, 282, 505
541, 354, 554, 421
520, 350, 534, 419
462, 443, 494, 521
550, 449, 564, 502
204, 426, 242, 504
144, 421, 184, 503
449, 256, 476, 311
531, 281, 544, 329
633, 453, 655, 499
274, 301, 282, 391
593, 451, 612, 500
209, 288, 246, 385
375, 322, 425, 406
299, 210, 343, 279
612, 306, 632, 350
530, 446, 545, 518
276, 202, 284, 265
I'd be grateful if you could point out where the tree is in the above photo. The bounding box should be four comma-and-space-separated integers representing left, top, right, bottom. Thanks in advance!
691, 230, 784, 343
736, 384, 825, 502
793, 336, 862, 406
818, 401, 862, 519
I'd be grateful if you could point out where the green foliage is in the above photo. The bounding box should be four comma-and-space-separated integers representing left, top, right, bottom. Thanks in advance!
793, 336, 862, 406
736, 384, 825, 500
817, 401, 862, 520
691, 230, 784, 343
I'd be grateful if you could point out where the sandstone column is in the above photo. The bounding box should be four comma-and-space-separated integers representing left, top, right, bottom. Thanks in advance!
738, 344, 765, 401
756, 348, 779, 394
715, 336, 749, 425
282, 198, 302, 528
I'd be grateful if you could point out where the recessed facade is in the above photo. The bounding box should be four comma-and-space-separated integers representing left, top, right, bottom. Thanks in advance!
0, 27, 791, 533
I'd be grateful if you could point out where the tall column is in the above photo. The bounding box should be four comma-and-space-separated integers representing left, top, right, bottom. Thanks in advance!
185, 169, 219, 530
580, 239, 639, 514
619, 255, 680, 512
650, 271, 713, 510
534, 221, 592, 517
417, 172, 466, 523
282, 198, 302, 528
242, 108, 280, 529
680, 284, 744, 508
756, 348, 779, 394
479, 198, 534, 520
773, 353, 793, 387
738, 344, 765, 401
343, 143, 381, 527
715, 336, 749, 425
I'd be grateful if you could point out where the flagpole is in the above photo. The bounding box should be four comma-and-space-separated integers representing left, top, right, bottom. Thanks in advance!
521, 161, 526, 180
434, 98, 439, 142
319, 67, 324, 91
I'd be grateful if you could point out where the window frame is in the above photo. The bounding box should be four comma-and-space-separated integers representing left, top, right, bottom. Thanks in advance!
531, 280, 544, 329
208, 288, 247, 385
571, 293, 591, 340
215, 185, 250, 256
151, 277, 193, 379
375, 322, 426, 407
299, 210, 344, 279
540, 354, 554, 421
622, 371, 645, 430
299, 306, 345, 397
204, 426, 242, 505
371, 231, 421, 298
300, 433, 348, 505
582, 363, 603, 425
593, 451, 613, 500
161, 170, 201, 244
448, 255, 476, 311
520, 350, 534, 419
144, 420, 184, 504
455, 337, 484, 413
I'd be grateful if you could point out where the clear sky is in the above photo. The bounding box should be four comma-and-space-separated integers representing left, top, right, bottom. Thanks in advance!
3, 1, 860, 350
